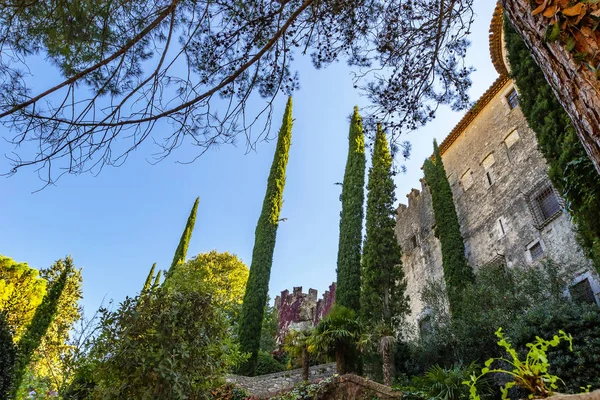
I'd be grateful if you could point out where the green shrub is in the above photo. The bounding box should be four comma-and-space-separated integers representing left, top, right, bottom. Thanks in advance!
254, 351, 286, 376
0, 313, 15, 398
507, 302, 600, 393
416, 362, 492, 400
211, 383, 250, 400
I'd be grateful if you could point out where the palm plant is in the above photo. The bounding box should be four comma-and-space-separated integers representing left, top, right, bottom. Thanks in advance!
283, 329, 312, 381
308, 305, 361, 375
416, 362, 493, 400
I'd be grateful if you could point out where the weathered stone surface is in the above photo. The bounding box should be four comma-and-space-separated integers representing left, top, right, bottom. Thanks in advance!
227, 363, 337, 397
549, 391, 600, 400
395, 13, 600, 330
324, 374, 402, 399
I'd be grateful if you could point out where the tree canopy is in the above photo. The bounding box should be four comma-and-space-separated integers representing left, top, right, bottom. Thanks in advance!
0, 0, 473, 183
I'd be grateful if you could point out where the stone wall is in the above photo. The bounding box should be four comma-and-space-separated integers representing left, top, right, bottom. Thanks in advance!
274, 283, 336, 343
395, 78, 600, 330
227, 363, 337, 397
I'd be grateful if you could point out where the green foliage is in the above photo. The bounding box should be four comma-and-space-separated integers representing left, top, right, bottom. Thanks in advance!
336, 106, 366, 312
270, 376, 335, 400
255, 351, 287, 376
239, 96, 293, 375
166, 197, 199, 279
309, 305, 361, 375
465, 329, 572, 400
504, 19, 600, 273
361, 125, 408, 328
0, 255, 47, 341
422, 141, 473, 316
406, 261, 575, 373
35, 258, 83, 391
12, 257, 72, 397
211, 383, 250, 400
89, 286, 246, 399
260, 300, 279, 353
414, 362, 492, 400
0, 313, 15, 398
166, 251, 249, 318
142, 263, 156, 294
509, 301, 600, 393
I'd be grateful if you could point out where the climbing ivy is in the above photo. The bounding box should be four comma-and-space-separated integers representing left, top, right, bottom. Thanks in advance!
505, 19, 600, 273
423, 140, 474, 317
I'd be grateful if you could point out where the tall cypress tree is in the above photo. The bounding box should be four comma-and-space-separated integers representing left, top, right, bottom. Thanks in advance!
238, 97, 293, 375
336, 107, 366, 312
504, 19, 600, 273
141, 263, 156, 294
165, 197, 199, 279
423, 140, 473, 316
11, 258, 72, 397
361, 125, 408, 327
0, 313, 15, 399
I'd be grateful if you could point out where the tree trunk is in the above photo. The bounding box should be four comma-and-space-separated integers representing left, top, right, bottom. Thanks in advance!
302, 345, 310, 381
335, 345, 346, 375
501, 0, 600, 174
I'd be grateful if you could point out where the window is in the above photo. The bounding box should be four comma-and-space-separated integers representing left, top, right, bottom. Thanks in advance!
526, 181, 563, 229
409, 235, 418, 251
504, 129, 520, 148
506, 89, 519, 109
460, 169, 473, 191
497, 217, 506, 237
529, 241, 544, 261
482, 153, 496, 187
570, 278, 596, 305
536, 187, 561, 220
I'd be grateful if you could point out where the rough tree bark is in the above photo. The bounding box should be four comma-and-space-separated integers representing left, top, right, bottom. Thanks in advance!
501, 0, 600, 174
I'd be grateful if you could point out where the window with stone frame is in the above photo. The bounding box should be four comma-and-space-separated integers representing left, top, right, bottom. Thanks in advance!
529, 241, 544, 261
409, 235, 418, 251
506, 88, 519, 109
504, 129, 520, 149
526, 181, 563, 229
570, 278, 597, 305
460, 169, 474, 191
482, 153, 496, 187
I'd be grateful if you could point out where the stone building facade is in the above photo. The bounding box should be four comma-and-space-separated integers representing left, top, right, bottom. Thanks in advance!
274, 283, 336, 343
395, 4, 600, 329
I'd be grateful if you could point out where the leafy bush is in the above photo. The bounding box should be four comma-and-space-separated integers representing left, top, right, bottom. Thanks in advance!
211, 383, 250, 400
416, 362, 492, 400
254, 351, 286, 376
87, 287, 246, 399
507, 302, 600, 393
405, 261, 577, 373
466, 329, 573, 400
270, 377, 335, 400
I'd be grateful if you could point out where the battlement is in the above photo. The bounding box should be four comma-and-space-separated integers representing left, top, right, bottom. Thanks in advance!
274, 282, 336, 343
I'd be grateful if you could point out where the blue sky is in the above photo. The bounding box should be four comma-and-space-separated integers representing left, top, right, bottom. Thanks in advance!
1, 1, 497, 314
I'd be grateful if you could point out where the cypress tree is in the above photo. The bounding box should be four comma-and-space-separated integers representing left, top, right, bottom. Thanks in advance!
141, 263, 156, 294
361, 125, 408, 327
336, 107, 366, 312
504, 19, 600, 273
152, 270, 162, 291
0, 313, 15, 399
423, 140, 474, 316
165, 197, 199, 279
238, 96, 293, 375
11, 258, 72, 397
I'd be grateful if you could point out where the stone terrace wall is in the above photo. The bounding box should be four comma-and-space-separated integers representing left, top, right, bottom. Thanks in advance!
227, 363, 336, 397
324, 374, 402, 399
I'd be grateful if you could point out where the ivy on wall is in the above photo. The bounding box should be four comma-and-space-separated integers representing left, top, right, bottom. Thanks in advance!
423, 140, 474, 317
505, 18, 600, 273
